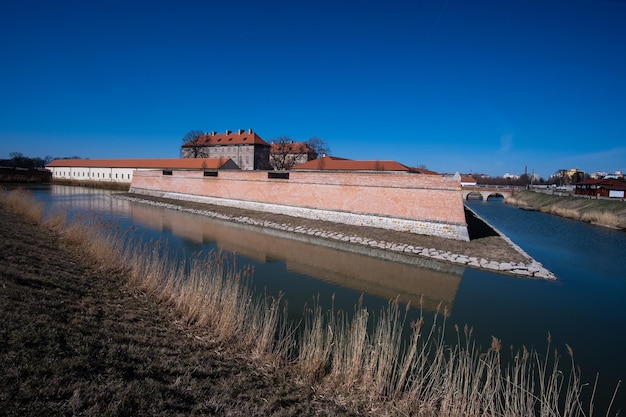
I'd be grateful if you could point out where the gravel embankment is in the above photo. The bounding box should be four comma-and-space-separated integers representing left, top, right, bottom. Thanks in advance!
117, 193, 556, 280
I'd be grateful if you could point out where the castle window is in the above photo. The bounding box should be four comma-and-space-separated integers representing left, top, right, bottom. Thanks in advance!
268, 172, 289, 180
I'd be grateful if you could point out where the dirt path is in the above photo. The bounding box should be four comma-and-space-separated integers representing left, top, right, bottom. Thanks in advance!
0, 204, 356, 416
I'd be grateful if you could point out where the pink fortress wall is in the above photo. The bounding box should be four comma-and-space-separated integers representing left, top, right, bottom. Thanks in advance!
130, 170, 469, 240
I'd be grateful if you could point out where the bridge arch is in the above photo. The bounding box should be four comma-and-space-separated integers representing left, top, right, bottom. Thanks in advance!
461, 186, 519, 201
465, 191, 484, 201
486, 193, 505, 201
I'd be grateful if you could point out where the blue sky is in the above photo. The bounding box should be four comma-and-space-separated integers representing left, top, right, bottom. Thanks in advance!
1, 0, 624, 178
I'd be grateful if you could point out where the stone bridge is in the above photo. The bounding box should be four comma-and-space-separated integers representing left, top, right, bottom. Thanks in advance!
462, 185, 524, 201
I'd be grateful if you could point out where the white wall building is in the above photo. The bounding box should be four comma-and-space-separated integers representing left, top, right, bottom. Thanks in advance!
46, 158, 239, 183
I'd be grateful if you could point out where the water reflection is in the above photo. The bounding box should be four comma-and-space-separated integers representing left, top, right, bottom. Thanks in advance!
34, 184, 132, 219
128, 200, 463, 314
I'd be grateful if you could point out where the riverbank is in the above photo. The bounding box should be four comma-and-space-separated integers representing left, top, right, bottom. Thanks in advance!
4, 188, 608, 417
0, 167, 51, 183
118, 193, 556, 279
506, 190, 626, 230
52, 178, 131, 190
0, 197, 356, 416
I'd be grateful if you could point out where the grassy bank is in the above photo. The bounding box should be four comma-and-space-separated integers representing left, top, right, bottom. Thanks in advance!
1, 188, 620, 416
506, 190, 626, 230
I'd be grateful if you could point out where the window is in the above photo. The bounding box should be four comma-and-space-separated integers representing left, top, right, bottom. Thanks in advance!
268, 172, 289, 179
204, 171, 218, 177
162, 170, 173, 176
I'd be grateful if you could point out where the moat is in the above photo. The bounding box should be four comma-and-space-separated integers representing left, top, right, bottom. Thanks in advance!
25, 184, 626, 413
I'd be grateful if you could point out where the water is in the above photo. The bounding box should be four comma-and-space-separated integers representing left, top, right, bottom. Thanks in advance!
464, 200, 626, 412
25, 185, 626, 412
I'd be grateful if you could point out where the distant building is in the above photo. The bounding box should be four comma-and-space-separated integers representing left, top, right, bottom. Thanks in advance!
590, 170, 623, 180
574, 178, 626, 198
46, 158, 239, 184
502, 173, 519, 180
459, 174, 477, 187
291, 155, 438, 173
269, 141, 317, 170
566, 168, 586, 184
181, 129, 271, 170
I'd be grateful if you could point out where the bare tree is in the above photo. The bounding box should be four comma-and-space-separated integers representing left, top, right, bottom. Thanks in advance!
181, 130, 207, 158
269, 136, 315, 170
306, 136, 330, 158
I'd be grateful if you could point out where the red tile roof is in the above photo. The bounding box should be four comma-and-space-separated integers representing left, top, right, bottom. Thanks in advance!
292, 156, 438, 173
575, 178, 624, 186
182, 130, 269, 147
46, 158, 236, 169
575, 178, 626, 190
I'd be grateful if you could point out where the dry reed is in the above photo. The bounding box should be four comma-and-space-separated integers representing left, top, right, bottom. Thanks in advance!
2, 187, 621, 416
0, 187, 44, 224
507, 191, 626, 230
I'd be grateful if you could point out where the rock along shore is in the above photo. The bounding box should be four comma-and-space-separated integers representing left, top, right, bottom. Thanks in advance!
116, 194, 556, 280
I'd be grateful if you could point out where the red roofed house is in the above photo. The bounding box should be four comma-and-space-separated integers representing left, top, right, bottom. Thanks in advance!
181, 129, 271, 170
291, 155, 438, 174
460, 175, 477, 187
46, 158, 239, 184
270, 141, 317, 170
574, 178, 626, 198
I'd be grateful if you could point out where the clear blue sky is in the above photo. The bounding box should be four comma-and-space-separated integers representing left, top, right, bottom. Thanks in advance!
1, 0, 624, 178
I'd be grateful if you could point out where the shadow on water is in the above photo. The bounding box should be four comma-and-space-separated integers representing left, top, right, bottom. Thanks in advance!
464, 206, 500, 240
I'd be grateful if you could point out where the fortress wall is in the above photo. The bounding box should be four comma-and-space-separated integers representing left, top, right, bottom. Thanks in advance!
130, 170, 469, 241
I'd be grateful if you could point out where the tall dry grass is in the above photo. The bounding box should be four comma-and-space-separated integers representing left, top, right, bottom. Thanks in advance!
0, 187, 45, 224
2, 187, 621, 416
507, 191, 626, 230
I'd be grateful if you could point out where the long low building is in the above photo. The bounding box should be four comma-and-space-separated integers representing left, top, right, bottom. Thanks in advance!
46, 158, 239, 183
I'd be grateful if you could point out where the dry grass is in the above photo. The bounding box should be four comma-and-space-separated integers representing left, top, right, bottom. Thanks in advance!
296, 299, 610, 417
0, 187, 44, 224
2, 187, 621, 416
507, 191, 626, 230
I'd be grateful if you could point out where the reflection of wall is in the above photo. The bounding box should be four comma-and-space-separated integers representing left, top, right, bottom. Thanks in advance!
129, 201, 462, 313
131, 169, 469, 241
49, 185, 130, 215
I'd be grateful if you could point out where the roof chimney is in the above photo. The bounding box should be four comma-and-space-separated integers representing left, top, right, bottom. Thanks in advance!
238, 129, 244, 134
212, 131, 217, 136
225, 130, 231, 135
248, 128, 253, 134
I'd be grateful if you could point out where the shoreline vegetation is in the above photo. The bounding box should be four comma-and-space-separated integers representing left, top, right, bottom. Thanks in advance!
1, 187, 621, 416
506, 190, 626, 231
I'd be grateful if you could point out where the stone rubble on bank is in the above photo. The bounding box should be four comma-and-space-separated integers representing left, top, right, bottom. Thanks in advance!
117, 195, 556, 280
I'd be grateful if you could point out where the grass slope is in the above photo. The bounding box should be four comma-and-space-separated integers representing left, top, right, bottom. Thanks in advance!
0, 203, 354, 417
507, 191, 626, 230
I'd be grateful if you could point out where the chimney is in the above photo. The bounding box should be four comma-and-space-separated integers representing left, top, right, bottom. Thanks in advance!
238, 129, 244, 134
248, 128, 253, 134
212, 131, 217, 136
225, 130, 231, 135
